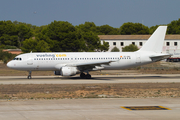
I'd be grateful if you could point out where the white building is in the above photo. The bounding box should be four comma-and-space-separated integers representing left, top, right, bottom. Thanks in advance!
99, 35, 180, 55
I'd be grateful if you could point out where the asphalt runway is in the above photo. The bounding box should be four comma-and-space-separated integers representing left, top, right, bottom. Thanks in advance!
0, 98, 180, 120
0, 75, 180, 120
0, 74, 180, 84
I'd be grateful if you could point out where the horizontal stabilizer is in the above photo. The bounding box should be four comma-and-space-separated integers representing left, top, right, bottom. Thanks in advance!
150, 54, 171, 62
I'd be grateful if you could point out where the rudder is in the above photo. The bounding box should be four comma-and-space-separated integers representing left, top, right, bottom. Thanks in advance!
138, 26, 167, 53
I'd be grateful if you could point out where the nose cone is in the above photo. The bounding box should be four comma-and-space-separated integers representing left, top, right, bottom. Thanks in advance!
7, 61, 13, 68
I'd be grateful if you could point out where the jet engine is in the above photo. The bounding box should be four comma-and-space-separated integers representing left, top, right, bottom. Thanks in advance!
54, 67, 78, 76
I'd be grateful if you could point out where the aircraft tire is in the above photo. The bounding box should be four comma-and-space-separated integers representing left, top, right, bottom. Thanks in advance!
27, 75, 31, 79
80, 73, 86, 79
86, 74, 91, 79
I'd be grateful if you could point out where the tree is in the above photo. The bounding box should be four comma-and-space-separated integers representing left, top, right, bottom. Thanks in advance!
167, 18, 180, 34
0, 50, 16, 64
122, 44, 139, 52
39, 20, 109, 52
0, 21, 18, 47
21, 38, 50, 53
82, 31, 101, 52
111, 47, 120, 52
41, 20, 85, 52
76, 22, 98, 33
149, 25, 159, 34
119, 22, 149, 35
99, 41, 109, 52
97, 25, 120, 35
17, 24, 33, 47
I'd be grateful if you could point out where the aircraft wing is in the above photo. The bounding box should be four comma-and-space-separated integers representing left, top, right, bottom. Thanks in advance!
150, 54, 171, 62
68, 60, 116, 71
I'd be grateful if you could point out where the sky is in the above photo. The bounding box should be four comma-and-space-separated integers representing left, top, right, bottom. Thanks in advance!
0, 0, 180, 28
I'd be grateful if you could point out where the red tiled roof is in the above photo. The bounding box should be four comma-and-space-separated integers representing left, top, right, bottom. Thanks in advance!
3, 49, 22, 55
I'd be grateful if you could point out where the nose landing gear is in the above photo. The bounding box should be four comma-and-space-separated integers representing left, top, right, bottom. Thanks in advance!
27, 71, 32, 79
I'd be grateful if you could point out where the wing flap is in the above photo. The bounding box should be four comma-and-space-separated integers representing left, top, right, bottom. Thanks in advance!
67, 60, 116, 71
75, 60, 114, 67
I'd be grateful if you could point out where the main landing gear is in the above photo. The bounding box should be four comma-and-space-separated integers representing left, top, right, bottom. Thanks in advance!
80, 72, 91, 79
27, 71, 32, 79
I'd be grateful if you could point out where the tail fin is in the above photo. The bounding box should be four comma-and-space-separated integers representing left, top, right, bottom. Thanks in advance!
138, 26, 167, 53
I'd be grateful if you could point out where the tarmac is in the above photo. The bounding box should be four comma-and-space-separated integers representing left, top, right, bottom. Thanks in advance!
0, 74, 180, 84
0, 98, 180, 120
0, 75, 180, 120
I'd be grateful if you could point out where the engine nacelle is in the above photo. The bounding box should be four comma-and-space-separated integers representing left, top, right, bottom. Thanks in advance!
54, 67, 78, 76
61, 67, 78, 76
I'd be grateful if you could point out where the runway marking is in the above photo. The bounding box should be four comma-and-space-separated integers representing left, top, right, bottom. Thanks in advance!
121, 106, 171, 111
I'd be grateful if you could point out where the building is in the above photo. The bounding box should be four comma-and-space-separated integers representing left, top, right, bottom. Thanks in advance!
3, 49, 22, 54
99, 35, 180, 55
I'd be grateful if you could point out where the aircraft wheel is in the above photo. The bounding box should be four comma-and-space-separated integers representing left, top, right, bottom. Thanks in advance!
80, 73, 86, 79
27, 75, 31, 79
86, 74, 91, 79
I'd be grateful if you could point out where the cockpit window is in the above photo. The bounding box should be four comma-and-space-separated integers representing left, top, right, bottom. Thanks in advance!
13, 58, 22, 61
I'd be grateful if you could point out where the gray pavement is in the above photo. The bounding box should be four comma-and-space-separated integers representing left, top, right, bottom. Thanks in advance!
0, 75, 180, 120
0, 98, 180, 120
0, 74, 180, 84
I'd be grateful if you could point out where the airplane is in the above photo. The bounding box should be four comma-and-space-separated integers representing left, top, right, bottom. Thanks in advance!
7, 26, 170, 79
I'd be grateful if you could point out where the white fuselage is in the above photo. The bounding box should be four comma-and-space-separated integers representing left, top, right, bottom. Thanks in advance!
7, 51, 153, 71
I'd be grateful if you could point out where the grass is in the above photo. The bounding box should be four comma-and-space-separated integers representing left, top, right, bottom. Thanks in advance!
0, 83, 179, 99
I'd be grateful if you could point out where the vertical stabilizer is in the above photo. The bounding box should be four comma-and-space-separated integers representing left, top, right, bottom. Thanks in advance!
138, 26, 167, 53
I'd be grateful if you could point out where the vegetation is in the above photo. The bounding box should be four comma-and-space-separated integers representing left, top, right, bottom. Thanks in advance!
0, 18, 180, 53
111, 47, 120, 52
119, 22, 149, 35
0, 50, 16, 63
122, 44, 139, 52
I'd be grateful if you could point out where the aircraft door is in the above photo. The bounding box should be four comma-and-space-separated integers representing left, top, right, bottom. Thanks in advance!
27, 54, 33, 65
